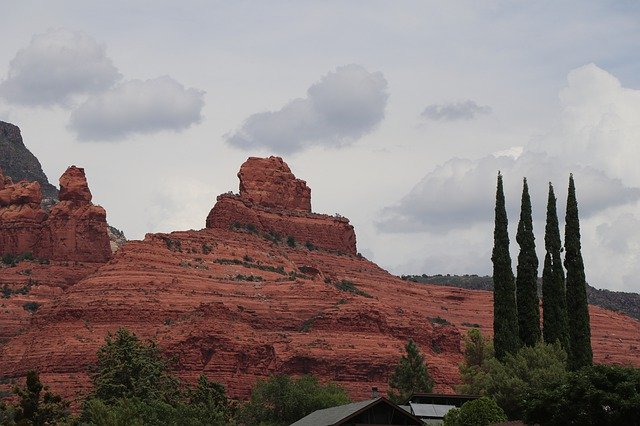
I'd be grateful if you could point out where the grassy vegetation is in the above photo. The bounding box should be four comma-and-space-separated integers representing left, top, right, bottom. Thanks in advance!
334, 280, 372, 298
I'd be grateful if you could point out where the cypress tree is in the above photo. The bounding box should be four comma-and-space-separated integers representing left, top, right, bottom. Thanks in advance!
515, 178, 540, 346
542, 183, 569, 348
564, 174, 593, 370
492, 172, 519, 361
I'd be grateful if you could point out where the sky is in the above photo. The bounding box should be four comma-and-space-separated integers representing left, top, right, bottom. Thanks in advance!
1, 1, 640, 292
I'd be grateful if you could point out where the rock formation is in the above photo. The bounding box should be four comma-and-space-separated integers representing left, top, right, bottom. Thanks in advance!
238, 156, 312, 211
1, 156, 639, 407
0, 121, 58, 200
207, 156, 357, 255
0, 166, 111, 262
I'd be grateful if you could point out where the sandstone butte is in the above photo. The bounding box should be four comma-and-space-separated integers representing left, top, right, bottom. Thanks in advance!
0, 156, 639, 407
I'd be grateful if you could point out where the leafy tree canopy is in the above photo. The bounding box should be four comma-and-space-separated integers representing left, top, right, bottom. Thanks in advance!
443, 396, 507, 426
526, 364, 640, 425
90, 328, 179, 404
237, 374, 350, 426
460, 338, 568, 420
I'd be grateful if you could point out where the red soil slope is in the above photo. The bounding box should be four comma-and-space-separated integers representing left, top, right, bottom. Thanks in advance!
0, 157, 638, 405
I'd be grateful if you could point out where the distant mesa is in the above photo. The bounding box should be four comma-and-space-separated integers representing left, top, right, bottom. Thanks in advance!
0, 120, 58, 201
0, 165, 111, 262
207, 156, 357, 255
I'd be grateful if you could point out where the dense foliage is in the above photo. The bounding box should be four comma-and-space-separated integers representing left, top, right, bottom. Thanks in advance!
542, 183, 569, 348
525, 364, 640, 425
515, 178, 541, 347
459, 330, 568, 420
491, 172, 519, 360
388, 339, 434, 403
0, 371, 70, 425
90, 328, 180, 404
236, 374, 350, 426
443, 396, 507, 426
564, 174, 593, 370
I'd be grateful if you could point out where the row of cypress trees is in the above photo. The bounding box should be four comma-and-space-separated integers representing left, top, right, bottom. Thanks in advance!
492, 173, 592, 370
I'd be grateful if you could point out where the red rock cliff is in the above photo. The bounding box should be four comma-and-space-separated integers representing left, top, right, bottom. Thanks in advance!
239, 156, 311, 211
207, 157, 357, 255
0, 169, 47, 254
0, 166, 111, 262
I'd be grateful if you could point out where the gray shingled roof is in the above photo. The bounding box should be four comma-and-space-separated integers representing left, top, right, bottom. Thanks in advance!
290, 398, 380, 426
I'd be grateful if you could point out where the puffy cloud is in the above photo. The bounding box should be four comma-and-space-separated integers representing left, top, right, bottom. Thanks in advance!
226, 64, 388, 153
69, 77, 205, 141
530, 63, 640, 187
0, 28, 121, 107
377, 150, 640, 234
420, 100, 491, 121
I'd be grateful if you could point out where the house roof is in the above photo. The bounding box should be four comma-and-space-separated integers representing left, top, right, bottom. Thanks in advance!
290, 397, 423, 426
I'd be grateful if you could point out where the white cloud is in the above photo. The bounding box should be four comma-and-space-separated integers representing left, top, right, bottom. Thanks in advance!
226, 64, 388, 154
68, 77, 205, 141
379, 63, 640, 291
421, 100, 491, 121
377, 150, 640, 234
0, 28, 121, 107
146, 177, 216, 233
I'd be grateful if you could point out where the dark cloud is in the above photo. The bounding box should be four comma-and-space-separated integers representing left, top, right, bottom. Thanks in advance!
0, 28, 121, 107
68, 77, 205, 141
226, 64, 388, 153
421, 100, 491, 121
376, 151, 640, 234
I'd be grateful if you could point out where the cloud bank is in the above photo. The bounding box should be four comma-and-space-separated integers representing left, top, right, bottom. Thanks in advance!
421, 100, 491, 121
0, 28, 121, 107
69, 77, 205, 141
226, 64, 388, 154
377, 151, 640, 234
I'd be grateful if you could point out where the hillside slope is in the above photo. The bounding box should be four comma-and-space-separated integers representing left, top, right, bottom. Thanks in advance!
403, 274, 640, 321
1, 156, 639, 406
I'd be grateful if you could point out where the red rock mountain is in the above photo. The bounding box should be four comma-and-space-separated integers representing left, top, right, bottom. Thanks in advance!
0, 166, 111, 262
0, 157, 639, 405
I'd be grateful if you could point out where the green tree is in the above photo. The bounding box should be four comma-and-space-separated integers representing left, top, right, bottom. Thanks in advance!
237, 375, 350, 425
542, 183, 569, 348
187, 374, 232, 421
443, 397, 507, 426
492, 172, 519, 361
462, 328, 492, 368
525, 364, 640, 425
459, 340, 568, 420
564, 174, 593, 370
388, 339, 434, 403
90, 328, 179, 404
11, 371, 70, 425
515, 178, 541, 346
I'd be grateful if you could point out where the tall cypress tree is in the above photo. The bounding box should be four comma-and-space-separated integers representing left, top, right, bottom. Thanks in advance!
542, 183, 568, 348
515, 178, 540, 346
492, 172, 519, 361
564, 174, 593, 370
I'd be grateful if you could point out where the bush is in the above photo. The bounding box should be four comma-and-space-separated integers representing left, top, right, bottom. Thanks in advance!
335, 280, 372, 298
22, 301, 40, 313
444, 397, 507, 426
287, 235, 296, 248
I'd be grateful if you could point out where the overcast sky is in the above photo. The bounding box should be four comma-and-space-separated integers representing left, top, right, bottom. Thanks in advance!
2, 1, 640, 292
